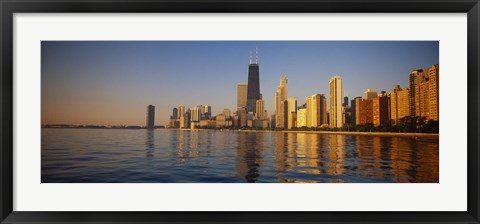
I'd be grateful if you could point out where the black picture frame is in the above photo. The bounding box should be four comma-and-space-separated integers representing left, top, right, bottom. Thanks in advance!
1, 0, 479, 223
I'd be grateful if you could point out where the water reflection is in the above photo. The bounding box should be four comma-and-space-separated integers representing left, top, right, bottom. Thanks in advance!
42, 129, 439, 183
236, 133, 264, 183
145, 129, 154, 158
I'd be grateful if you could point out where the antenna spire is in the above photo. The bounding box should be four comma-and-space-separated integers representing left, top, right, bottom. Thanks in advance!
250, 50, 252, 64
255, 47, 258, 64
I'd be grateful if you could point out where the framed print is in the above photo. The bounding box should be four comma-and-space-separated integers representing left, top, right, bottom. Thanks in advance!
1, 0, 479, 223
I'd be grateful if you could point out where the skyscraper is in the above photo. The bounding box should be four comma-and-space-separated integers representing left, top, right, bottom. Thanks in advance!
146, 105, 155, 129
306, 94, 325, 128
373, 93, 390, 126
178, 105, 186, 128
237, 83, 248, 109
390, 85, 410, 124
255, 98, 265, 128
246, 48, 261, 113
329, 75, 343, 128
428, 64, 439, 121
357, 99, 373, 125
343, 96, 349, 107
418, 75, 430, 118
296, 106, 307, 128
190, 106, 201, 122
363, 89, 378, 100
280, 100, 288, 129
350, 96, 361, 126
172, 108, 178, 120
222, 108, 231, 119
274, 76, 288, 128
204, 105, 212, 118
287, 97, 297, 129
409, 69, 427, 116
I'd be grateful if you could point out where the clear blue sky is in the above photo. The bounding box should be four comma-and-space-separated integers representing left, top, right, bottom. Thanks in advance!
42, 41, 439, 126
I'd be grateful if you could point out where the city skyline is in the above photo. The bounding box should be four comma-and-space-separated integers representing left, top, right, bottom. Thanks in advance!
42, 41, 439, 126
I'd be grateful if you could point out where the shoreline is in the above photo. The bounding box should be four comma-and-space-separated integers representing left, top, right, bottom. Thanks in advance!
180, 128, 439, 138
42, 127, 439, 138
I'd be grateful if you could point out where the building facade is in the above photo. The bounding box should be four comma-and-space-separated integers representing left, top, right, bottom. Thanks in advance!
428, 64, 439, 121
237, 83, 248, 109
274, 76, 289, 129
373, 94, 390, 126
409, 69, 427, 116
246, 48, 261, 113
287, 97, 297, 129
306, 94, 327, 128
297, 107, 307, 128
390, 85, 410, 124
146, 105, 155, 129
357, 99, 373, 125
363, 89, 378, 100
329, 75, 343, 128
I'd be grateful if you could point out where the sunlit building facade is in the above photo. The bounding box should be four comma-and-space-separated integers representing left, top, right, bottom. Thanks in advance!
287, 97, 297, 129
329, 75, 343, 128
428, 64, 439, 121
296, 107, 307, 128
363, 88, 378, 100
373, 93, 390, 126
409, 69, 427, 116
357, 99, 373, 125
274, 76, 288, 129
306, 94, 327, 128
237, 83, 248, 109
390, 85, 410, 124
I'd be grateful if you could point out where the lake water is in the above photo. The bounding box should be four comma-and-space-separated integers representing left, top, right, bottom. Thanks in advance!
41, 128, 439, 183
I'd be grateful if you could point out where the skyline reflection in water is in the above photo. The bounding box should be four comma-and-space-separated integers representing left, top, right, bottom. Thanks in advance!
42, 128, 439, 183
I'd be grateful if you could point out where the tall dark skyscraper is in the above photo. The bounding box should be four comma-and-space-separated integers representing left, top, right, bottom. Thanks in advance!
343, 96, 349, 107
246, 48, 261, 113
146, 105, 155, 129
172, 108, 178, 119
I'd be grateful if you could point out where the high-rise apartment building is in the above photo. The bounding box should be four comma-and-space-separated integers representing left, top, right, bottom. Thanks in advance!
222, 108, 231, 119
215, 114, 226, 128
418, 77, 430, 118
146, 105, 155, 129
428, 64, 439, 121
329, 75, 343, 128
353, 97, 362, 125
409, 69, 427, 116
410, 64, 440, 121
274, 76, 288, 129
350, 97, 361, 126
357, 99, 373, 125
306, 94, 327, 128
255, 98, 266, 128
280, 100, 289, 129
178, 105, 186, 128
287, 97, 297, 129
255, 98, 265, 120
237, 83, 248, 109
238, 107, 247, 128
246, 48, 261, 113
390, 85, 410, 124
363, 89, 378, 100
190, 106, 201, 122
373, 94, 390, 126
204, 105, 212, 118
296, 107, 307, 128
